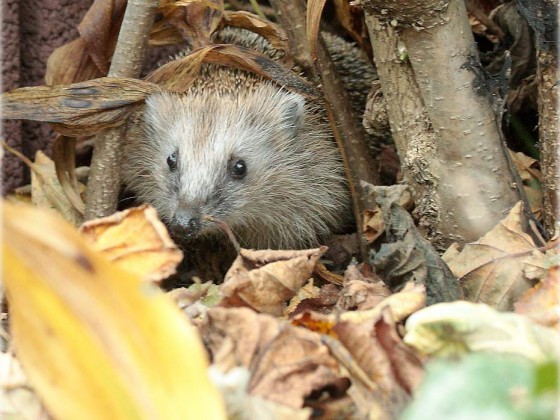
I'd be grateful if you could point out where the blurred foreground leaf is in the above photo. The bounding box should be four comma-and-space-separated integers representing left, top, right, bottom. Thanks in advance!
2, 201, 226, 420
404, 301, 559, 363
402, 353, 558, 420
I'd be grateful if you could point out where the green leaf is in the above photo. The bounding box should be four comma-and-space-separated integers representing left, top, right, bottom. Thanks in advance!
402, 353, 558, 420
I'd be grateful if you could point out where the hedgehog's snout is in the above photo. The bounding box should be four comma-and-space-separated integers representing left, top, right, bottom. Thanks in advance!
170, 206, 201, 238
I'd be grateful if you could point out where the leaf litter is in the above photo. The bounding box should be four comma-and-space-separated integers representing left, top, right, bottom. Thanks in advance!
1, 0, 558, 418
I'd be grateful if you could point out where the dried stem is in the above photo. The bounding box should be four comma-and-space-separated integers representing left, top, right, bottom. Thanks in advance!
85, 0, 159, 220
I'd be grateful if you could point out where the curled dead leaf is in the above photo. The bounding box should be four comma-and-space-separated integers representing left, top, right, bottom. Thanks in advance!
79, 205, 183, 283
220, 247, 327, 316
444, 202, 549, 310
201, 307, 345, 409
2, 77, 161, 137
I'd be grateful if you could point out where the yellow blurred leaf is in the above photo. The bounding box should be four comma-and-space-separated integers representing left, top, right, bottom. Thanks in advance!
2, 201, 226, 420
79, 205, 183, 283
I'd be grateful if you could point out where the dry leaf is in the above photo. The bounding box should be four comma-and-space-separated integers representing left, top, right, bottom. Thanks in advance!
222, 10, 289, 53
209, 366, 312, 419
146, 43, 320, 99
0, 353, 46, 419
286, 283, 340, 317
77, 0, 127, 75
332, 310, 414, 419
314, 262, 345, 286
46, 38, 105, 86
2, 77, 161, 136
306, 0, 328, 60
285, 279, 321, 317
2, 201, 226, 419
79, 205, 183, 283
332, 0, 372, 58
8, 149, 84, 226
404, 301, 560, 363
515, 260, 560, 328
338, 271, 391, 311
369, 201, 461, 304
52, 135, 85, 215
340, 282, 426, 325
220, 247, 327, 316
202, 307, 345, 409
444, 201, 548, 310
363, 207, 384, 244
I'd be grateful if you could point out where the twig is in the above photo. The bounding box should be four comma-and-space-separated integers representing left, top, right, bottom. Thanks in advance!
204, 215, 241, 253
85, 0, 159, 220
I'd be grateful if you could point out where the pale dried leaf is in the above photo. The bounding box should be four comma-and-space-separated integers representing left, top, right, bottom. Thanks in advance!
515, 259, 560, 328
0, 353, 46, 419
79, 205, 183, 283
445, 202, 546, 310
404, 301, 560, 362
202, 307, 344, 408
306, 0, 328, 60
222, 10, 289, 52
46, 38, 104, 86
31, 151, 83, 225
340, 282, 426, 324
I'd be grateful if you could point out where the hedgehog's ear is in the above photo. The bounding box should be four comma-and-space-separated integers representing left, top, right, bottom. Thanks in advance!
281, 93, 306, 134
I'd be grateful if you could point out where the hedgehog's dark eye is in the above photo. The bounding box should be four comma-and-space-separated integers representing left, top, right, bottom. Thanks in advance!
230, 159, 247, 179
167, 151, 178, 171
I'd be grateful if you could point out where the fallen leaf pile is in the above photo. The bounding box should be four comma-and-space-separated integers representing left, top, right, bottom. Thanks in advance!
2, 193, 558, 419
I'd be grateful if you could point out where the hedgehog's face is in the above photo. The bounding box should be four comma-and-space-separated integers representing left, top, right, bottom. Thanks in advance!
140, 88, 306, 244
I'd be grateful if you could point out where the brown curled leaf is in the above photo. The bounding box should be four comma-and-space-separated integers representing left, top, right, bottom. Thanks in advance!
222, 10, 289, 53
46, 38, 105, 86
146, 44, 320, 99
79, 205, 183, 283
220, 247, 327, 316
151, 0, 223, 48
201, 307, 344, 409
53, 135, 85, 215
2, 77, 162, 136
77, 0, 127, 75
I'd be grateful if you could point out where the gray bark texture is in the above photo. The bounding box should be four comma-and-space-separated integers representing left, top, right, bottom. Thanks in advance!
363, 0, 522, 248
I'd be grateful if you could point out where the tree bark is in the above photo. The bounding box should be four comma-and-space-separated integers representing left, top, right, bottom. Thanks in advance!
533, 0, 559, 237
363, 0, 521, 248
85, 0, 158, 220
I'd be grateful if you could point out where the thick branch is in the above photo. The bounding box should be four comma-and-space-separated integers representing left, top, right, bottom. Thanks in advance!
364, 0, 521, 246
85, 0, 159, 220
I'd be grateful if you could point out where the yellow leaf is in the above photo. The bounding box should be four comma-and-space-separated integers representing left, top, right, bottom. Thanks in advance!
2, 201, 226, 420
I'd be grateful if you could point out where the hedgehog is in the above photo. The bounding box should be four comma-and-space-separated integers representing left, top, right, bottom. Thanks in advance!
121, 28, 376, 251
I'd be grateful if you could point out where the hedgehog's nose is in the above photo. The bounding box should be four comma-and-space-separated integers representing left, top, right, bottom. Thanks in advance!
170, 208, 201, 237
